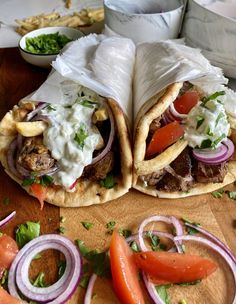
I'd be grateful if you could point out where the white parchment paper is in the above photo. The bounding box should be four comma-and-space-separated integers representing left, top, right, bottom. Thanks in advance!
29, 34, 135, 121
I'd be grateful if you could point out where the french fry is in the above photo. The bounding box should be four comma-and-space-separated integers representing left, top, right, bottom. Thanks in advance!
15, 7, 104, 35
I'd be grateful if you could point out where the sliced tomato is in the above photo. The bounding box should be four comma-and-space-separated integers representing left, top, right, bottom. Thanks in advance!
30, 183, 47, 210
0, 235, 18, 270
0, 288, 21, 304
110, 231, 145, 304
134, 251, 217, 284
146, 121, 184, 157
174, 91, 199, 114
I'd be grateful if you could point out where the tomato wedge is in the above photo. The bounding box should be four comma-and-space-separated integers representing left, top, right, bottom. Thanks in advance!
0, 288, 21, 304
174, 91, 199, 114
0, 235, 18, 270
134, 251, 217, 284
30, 183, 47, 210
110, 231, 145, 304
146, 121, 184, 157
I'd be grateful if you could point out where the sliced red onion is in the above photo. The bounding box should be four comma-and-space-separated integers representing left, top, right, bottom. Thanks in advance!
143, 272, 165, 304
17, 134, 23, 151
193, 138, 234, 165
138, 215, 183, 253
25, 102, 47, 122
169, 103, 187, 120
185, 223, 236, 264
84, 274, 97, 304
8, 234, 82, 303
0, 211, 16, 229
91, 102, 115, 165
174, 235, 236, 304
7, 139, 23, 180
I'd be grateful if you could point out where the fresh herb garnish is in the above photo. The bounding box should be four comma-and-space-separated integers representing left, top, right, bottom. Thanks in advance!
75, 240, 111, 278
46, 105, 56, 111
212, 188, 225, 198
200, 139, 212, 149
106, 221, 116, 234
32, 272, 46, 287
40, 175, 53, 187
227, 191, 236, 200
22, 176, 35, 187
206, 127, 213, 137
182, 218, 201, 235
58, 260, 66, 279
74, 124, 88, 149
79, 275, 90, 288
100, 174, 116, 189
0, 269, 8, 287
201, 91, 225, 106
25, 32, 72, 55
196, 115, 204, 129
33, 253, 42, 260
15, 221, 40, 248
155, 285, 172, 304
57, 226, 65, 234
119, 229, 132, 238
215, 112, 224, 127
81, 221, 94, 231
214, 133, 226, 147
130, 241, 139, 252
79, 100, 98, 108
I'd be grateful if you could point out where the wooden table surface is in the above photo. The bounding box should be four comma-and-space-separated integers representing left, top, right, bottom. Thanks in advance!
0, 47, 236, 304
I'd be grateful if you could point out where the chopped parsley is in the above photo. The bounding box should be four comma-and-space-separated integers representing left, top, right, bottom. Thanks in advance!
46, 105, 56, 111
206, 127, 213, 137
81, 221, 94, 231
57, 226, 65, 234
58, 260, 66, 279
182, 218, 201, 235
79, 275, 90, 288
75, 240, 111, 278
200, 139, 212, 149
215, 112, 224, 127
130, 241, 139, 252
212, 189, 225, 198
32, 272, 46, 287
40, 175, 53, 187
15, 221, 40, 248
119, 229, 132, 238
79, 100, 98, 108
213, 133, 226, 147
228, 191, 236, 200
0, 269, 8, 288
22, 176, 35, 187
201, 91, 225, 107
196, 115, 204, 129
100, 174, 116, 189
60, 216, 66, 223
106, 221, 116, 234
155, 285, 172, 304
74, 125, 88, 149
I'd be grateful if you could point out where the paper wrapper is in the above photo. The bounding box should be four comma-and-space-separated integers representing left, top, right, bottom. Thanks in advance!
29, 34, 135, 122
133, 39, 232, 121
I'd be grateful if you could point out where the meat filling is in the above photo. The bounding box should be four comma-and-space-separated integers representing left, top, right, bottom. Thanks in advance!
193, 161, 226, 183
17, 136, 55, 172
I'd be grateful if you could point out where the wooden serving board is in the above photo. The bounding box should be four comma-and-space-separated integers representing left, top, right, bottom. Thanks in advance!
0, 48, 236, 304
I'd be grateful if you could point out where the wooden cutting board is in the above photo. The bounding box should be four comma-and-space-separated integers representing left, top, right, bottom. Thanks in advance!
0, 48, 236, 304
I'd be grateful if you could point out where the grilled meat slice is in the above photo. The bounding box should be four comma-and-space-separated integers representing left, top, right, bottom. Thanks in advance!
139, 169, 165, 187
194, 161, 227, 183
156, 148, 194, 192
149, 117, 162, 137
83, 150, 114, 180
17, 136, 55, 172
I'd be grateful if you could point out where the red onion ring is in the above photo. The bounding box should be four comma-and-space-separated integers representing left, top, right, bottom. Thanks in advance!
84, 274, 97, 304
174, 235, 236, 304
8, 234, 82, 303
16, 161, 59, 178
25, 102, 47, 122
0, 211, 16, 229
185, 223, 236, 264
143, 272, 165, 304
91, 102, 115, 166
193, 138, 234, 165
169, 103, 187, 120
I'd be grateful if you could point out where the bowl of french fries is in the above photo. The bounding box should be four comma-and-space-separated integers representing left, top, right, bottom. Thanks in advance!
18, 26, 84, 68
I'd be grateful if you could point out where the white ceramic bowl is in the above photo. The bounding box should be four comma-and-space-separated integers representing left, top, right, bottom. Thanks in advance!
182, 0, 236, 78
104, 0, 185, 44
19, 27, 84, 68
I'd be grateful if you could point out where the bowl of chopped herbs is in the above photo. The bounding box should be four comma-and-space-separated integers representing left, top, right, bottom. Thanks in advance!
19, 26, 84, 68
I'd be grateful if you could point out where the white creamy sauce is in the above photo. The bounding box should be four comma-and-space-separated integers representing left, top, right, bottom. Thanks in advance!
40, 86, 105, 190
184, 95, 230, 149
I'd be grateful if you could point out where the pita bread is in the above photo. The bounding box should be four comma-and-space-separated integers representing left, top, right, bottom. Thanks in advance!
133, 83, 236, 198
0, 98, 132, 207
